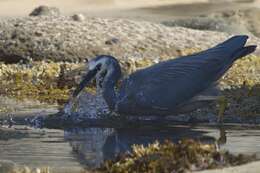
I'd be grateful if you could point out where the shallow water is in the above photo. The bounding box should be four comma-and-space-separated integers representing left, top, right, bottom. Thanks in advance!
1, 125, 260, 171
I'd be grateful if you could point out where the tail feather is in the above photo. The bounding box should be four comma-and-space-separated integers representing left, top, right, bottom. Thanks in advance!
216, 35, 249, 51
214, 44, 257, 81
233, 45, 257, 60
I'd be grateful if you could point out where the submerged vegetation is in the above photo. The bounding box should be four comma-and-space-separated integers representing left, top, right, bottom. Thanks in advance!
98, 139, 255, 173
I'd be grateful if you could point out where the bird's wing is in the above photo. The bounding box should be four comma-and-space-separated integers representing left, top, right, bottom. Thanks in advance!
134, 35, 253, 89
136, 45, 229, 87
121, 35, 251, 96
119, 44, 233, 111
117, 35, 255, 114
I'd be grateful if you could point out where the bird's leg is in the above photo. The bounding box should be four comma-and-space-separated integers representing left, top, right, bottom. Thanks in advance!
217, 126, 227, 146
217, 96, 228, 124
114, 130, 120, 156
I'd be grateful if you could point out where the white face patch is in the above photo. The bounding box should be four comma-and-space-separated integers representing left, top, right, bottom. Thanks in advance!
88, 60, 97, 70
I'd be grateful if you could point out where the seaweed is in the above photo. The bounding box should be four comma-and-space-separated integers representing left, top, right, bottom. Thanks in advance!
98, 139, 256, 173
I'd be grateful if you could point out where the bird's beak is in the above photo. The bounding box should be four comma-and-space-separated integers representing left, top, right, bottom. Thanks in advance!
72, 68, 98, 98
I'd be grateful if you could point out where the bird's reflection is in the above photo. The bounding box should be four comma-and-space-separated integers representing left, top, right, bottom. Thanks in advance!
64, 126, 226, 168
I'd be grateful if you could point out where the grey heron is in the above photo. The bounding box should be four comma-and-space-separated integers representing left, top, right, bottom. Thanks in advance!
72, 35, 256, 116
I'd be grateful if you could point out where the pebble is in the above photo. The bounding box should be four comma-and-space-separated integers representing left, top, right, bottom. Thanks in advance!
71, 14, 85, 22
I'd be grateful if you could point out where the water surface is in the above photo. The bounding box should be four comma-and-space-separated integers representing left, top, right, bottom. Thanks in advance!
1, 125, 260, 171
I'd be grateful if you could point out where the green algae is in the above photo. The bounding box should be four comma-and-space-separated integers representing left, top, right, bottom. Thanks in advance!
0, 139, 256, 173
98, 139, 256, 173
0, 71, 70, 104
0, 51, 259, 116
0, 61, 82, 104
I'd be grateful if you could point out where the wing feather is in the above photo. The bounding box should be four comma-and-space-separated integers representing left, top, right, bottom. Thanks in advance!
117, 36, 250, 114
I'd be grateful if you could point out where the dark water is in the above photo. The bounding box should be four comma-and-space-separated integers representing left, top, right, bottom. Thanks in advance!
1, 125, 260, 171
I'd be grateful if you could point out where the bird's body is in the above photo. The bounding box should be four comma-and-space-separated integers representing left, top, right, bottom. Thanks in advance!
73, 35, 256, 116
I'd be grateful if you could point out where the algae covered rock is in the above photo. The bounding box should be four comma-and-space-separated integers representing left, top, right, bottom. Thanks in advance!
0, 10, 259, 63
29, 5, 60, 17
98, 139, 255, 173
0, 61, 84, 104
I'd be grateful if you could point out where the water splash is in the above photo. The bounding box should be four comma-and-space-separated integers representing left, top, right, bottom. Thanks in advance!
62, 89, 111, 122
63, 98, 77, 116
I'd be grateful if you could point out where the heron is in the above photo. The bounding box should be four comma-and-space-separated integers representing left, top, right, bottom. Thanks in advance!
72, 35, 256, 116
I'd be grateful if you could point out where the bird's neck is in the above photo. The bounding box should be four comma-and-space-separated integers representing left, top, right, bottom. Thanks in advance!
102, 64, 121, 111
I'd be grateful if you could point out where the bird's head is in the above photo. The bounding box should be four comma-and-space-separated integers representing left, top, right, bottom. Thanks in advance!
72, 55, 121, 98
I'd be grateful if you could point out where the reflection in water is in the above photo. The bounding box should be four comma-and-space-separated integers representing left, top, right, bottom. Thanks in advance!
1, 125, 260, 170
64, 126, 219, 168
0, 127, 83, 169
64, 126, 260, 168
64, 128, 114, 168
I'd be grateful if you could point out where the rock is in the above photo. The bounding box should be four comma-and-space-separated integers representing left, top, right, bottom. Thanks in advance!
162, 7, 260, 38
162, 17, 229, 32
29, 5, 60, 17
162, 17, 250, 35
105, 38, 120, 45
0, 10, 259, 63
31, 168, 41, 173
0, 161, 48, 173
71, 14, 85, 22
0, 160, 17, 173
